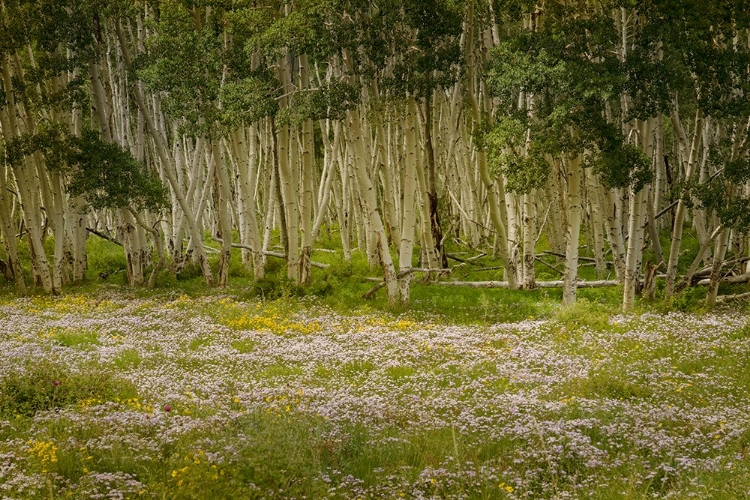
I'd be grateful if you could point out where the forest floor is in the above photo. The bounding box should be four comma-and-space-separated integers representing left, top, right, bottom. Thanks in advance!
0, 291, 749, 499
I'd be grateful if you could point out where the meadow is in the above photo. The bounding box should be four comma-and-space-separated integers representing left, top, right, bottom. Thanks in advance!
0, 288, 749, 499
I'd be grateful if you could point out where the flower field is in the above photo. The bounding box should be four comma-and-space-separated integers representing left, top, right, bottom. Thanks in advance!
1, 293, 749, 499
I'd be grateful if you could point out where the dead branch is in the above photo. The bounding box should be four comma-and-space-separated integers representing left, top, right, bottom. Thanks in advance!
716, 291, 750, 303
436, 279, 619, 289
86, 227, 123, 247
213, 237, 330, 269
361, 268, 451, 299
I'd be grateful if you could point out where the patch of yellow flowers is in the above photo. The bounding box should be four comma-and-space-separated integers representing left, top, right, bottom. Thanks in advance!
27, 440, 58, 472
28, 295, 117, 315
170, 451, 225, 487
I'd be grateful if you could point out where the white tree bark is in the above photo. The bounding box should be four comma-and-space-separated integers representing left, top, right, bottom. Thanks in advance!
563, 155, 583, 305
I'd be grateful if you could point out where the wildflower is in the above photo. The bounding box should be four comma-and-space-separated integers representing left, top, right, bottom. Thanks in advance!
164, 404, 172, 412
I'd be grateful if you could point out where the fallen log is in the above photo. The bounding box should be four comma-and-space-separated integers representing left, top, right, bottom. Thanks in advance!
447, 253, 485, 265
436, 279, 619, 289
534, 256, 565, 276
212, 237, 330, 269
696, 272, 750, 286
716, 291, 750, 303
541, 251, 597, 263
362, 268, 451, 299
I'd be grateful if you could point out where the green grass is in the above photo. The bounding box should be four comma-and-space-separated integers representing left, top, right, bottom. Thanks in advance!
24, 224, 737, 329
52, 329, 100, 348
113, 348, 143, 369
0, 360, 139, 418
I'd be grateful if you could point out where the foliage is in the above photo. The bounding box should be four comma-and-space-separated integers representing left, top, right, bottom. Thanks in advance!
5, 128, 168, 211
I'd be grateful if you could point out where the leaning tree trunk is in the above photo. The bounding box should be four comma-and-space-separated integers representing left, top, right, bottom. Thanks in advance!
0, 164, 26, 294
347, 108, 399, 303
116, 21, 214, 286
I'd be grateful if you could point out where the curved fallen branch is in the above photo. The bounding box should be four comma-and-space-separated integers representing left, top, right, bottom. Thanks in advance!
362, 268, 451, 299
716, 291, 750, 303
212, 237, 330, 269
436, 280, 619, 289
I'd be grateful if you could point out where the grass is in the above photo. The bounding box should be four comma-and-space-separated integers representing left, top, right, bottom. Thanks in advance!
0, 360, 139, 418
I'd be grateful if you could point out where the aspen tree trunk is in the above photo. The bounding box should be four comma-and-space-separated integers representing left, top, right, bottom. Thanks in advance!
298, 56, 315, 285
653, 114, 666, 231
562, 155, 583, 305
522, 192, 536, 289
117, 209, 144, 286
67, 76, 88, 282
211, 140, 233, 286
415, 144, 438, 271
464, 0, 517, 287
232, 127, 264, 279
228, 130, 251, 265
332, 159, 352, 260
706, 227, 730, 305
49, 170, 68, 290
623, 185, 649, 312
398, 100, 418, 303
545, 173, 566, 254
92, 51, 146, 288
423, 88, 447, 268
376, 121, 399, 248
299, 118, 315, 285
1, 61, 54, 293
312, 120, 340, 241
116, 21, 214, 286
0, 165, 26, 294
348, 107, 399, 303
665, 107, 703, 298
599, 185, 627, 281
585, 168, 607, 277
274, 118, 300, 283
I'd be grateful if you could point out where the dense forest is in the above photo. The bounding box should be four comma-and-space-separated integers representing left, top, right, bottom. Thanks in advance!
1, 0, 749, 311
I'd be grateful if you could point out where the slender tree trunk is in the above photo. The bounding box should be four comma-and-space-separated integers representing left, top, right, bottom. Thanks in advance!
522, 192, 536, 289
706, 227, 730, 305
423, 89, 447, 268
623, 185, 648, 312
398, 100, 419, 303
212, 139, 233, 286
115, 20, 214, 286
665, 107, 703, 298
563, 155, 583, 305
348, 108, 399, 303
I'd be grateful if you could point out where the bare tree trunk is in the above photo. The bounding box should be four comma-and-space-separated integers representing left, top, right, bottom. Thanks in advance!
623, 185, 648, 312
706, 227, 730, 306
665, 107, 703, 298
398, 100, 419, 303
116, 20, 214, 286
347, 107, 399, 303
212, 139, 233, 286
563, 155, 583, 305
